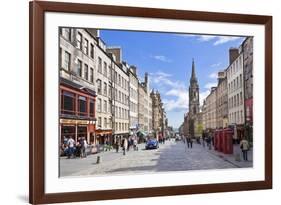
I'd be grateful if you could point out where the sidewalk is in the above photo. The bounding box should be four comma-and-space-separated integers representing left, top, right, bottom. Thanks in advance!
206, 144, 253, 168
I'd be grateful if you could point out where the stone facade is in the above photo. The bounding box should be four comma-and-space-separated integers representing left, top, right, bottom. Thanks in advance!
216, 71, 228, 128
59, 28, 98, 144
242, 37, 253, 124
128, 66, 139, 131
205, 87, 217, 129
95, 36, 113, 141
226, 48, 245, 126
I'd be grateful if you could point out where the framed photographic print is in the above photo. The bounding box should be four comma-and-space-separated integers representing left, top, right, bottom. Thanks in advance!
29, 1, 272, 204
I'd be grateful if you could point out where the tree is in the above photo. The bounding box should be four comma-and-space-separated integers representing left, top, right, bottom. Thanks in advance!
196, 123, 203, 137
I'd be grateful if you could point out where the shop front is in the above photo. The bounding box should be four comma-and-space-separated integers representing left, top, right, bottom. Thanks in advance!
59, 77, 97, 146
60, 119, 96, 144
95, 129, 113, 145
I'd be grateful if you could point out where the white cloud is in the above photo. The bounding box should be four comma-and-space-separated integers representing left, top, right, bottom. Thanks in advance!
151, 55, 172, 63
150, 71, 188, 112
150, 71, 184, 90
213, 36, 242, 45
173, 33, 197, 38
197, 35, 217, 42
209, 72, 217, 79
196, 35, 243, 46
211, 62, 222, 67
204, 82, 217, 89
163, 90, 189, 112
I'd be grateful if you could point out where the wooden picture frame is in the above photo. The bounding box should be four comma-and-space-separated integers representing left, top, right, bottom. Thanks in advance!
29, 1, 272, 204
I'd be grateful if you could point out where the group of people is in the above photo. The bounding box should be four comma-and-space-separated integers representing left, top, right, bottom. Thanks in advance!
114, 136, 138, 155
180, 132, 250, 161
61, 136, 88, 159
201, 132, 214, 150
181, 134, 213, 150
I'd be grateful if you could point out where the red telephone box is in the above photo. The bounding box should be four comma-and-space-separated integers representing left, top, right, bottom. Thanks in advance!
214, 130, 219, 150
218, 129, 223, 152
224, 128, 233, 154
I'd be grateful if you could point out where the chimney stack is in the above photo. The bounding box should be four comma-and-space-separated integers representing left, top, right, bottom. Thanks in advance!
144, 72, 148, 85
217, 71, 226, 84
130, 65, 137, 75
229, 48, 239, 65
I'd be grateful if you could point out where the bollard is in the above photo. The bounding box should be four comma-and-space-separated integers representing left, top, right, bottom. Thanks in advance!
96, 156, 101, 164
235, 153, 241, 161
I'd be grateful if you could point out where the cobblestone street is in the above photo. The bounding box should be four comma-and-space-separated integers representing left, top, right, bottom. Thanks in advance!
59, 139, 253, 177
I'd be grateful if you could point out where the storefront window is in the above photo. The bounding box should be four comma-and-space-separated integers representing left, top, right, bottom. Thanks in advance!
90, 99, 95, 118
61, 90, 75, 115
77, 126, 87, 139
61, 125, 75, 142
78, 96, 87, 116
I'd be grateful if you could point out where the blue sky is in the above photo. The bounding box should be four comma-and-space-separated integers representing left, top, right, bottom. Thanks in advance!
100, 30, 245, 129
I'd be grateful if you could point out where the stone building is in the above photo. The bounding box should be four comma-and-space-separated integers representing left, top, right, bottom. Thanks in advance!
59, 28, 98, 145
216, 71, 228, 128
226, 48, 245, 126
201, 100, 207, 130
107, 47, 130, 139
138, 83, 145, 132
128, 66, 139, 132
94, 35, 114, 145
205, 87, 217, 129
242, 37, 253, 127
138, 73, 151, 133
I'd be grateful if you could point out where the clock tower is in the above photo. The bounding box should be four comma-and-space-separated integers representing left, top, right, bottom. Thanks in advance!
189, 59, 200, 115
188, 59, 200, 137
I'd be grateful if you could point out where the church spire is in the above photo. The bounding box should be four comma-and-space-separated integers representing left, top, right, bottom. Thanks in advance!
191, 58, 196, 79
190, 58, 197, 83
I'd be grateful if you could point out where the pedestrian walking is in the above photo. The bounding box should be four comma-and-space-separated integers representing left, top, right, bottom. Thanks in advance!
67, 137, 75, 158
82, 137, 88, 158
187, 137, 193, 148
133, 138, 138, 151
202, 133, 206, 148
240, 137, 250, 161
115, 137, 121, 153
123, 137, 128, 155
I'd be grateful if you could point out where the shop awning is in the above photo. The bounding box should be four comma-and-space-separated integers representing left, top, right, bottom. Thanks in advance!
137, 131, 147, 138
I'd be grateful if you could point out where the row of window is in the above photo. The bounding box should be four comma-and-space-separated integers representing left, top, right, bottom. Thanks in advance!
96, 98, 111, 114
228, 74, 243, 93
229, 110, 244, 124
96, 117, 130, 130
114, 106, 129, 120
97, 117, 111, 129
76, 30, 95, 58
114, 122, 129, 132
96, 79, 129, 105
60, 90, 95, 118
61, 28, 95, 59
60, 49, 95, 83
130, 87, 138, 101
130, 101, 138, 113
228, 55, 243, 77
97, 57, 110, 78
228, 92, 243, 109
97, 57, 130, 91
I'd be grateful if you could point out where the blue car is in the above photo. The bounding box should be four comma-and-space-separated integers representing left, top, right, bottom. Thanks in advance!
145, 139, 159, 149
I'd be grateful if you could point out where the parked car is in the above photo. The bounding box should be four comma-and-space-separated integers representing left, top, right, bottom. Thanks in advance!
175, 135, 181, 141
145, 138, 159, 149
